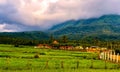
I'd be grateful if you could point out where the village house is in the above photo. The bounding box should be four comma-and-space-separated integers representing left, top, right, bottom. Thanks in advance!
86, 46, 108, 53
35, 44, 52, 49
53, 40, 59, 45
59, 46, 74, 50
75, 46, 84, 50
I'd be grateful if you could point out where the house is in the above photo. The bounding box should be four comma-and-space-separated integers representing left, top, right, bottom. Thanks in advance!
59, 46, 74, 50
86, 46, 108, 53
86, 46, 101, 53
36, 44, 52, 49
75, 46, 83, 50
53, 40, 59, 45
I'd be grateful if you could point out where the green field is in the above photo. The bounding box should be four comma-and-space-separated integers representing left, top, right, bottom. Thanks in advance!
0, 44, 120, 72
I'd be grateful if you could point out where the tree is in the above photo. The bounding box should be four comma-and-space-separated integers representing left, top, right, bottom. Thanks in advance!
49, 34, 54, 43
62, 35, 68, 43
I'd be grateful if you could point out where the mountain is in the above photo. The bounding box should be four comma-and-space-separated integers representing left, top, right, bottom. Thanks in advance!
1, 14, 120, 41
49, 15, 120, 40
0, 31, 49, 40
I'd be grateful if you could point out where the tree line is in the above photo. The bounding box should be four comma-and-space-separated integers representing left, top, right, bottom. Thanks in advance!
0, 35, 120, 53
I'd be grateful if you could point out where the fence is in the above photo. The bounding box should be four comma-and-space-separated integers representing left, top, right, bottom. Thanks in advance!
99, 51, 120, 63
3, 58, 120, 70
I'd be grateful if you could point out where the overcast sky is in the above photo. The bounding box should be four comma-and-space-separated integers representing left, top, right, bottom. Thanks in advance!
0, 0, 120, 32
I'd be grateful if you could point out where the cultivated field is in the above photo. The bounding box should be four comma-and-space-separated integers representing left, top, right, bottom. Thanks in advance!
0, 44, 120, 72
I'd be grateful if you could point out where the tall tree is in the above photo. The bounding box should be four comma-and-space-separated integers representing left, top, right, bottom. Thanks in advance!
49, 34, 54, 43
62, 35, 68, 43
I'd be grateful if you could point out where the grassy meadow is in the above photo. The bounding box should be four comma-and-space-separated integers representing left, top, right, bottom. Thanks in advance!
0, 44, 120, 72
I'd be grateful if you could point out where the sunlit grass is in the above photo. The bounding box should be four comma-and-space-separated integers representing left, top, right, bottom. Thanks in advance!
0, 44, 120, 72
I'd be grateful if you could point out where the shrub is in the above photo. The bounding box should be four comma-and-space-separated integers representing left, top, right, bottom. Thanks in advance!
14, 44, 19, 47
39, 52, 46, 55
34, 54, 40, 58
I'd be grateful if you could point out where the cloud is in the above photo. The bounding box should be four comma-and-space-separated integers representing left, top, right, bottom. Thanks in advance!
0, 0, 120, 32
0, 23, 16, 32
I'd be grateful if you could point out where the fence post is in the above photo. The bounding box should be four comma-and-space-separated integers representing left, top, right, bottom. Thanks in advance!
26, 60, 32, 69
45, 61, 49, 68
107, 52, 110, 61
110, 51, 112, 61
104, 52, 106, 60
103, 52, 104, 60
6, 57, 10, 69
76, 61, 79, 69
104, 60, 107, 69
90, 59, 93, 69
61, 61, 64, 68
113, 51, 116, 62
117, 53, 119, 63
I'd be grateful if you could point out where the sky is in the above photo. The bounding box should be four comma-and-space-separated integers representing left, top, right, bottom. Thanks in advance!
0, 0, 120, 32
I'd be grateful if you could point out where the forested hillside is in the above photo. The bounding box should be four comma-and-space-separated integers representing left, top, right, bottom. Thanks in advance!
49, 15, 120, 40
1, 15, 120, 45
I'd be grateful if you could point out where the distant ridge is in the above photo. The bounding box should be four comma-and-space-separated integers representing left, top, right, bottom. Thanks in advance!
1, 15, 120, 40
0, 31, 49, 40
49, 14, 120, 40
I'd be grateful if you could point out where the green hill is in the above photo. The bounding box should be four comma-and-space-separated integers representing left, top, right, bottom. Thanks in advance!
49, 15, 120, 40
1, 15, 120, 41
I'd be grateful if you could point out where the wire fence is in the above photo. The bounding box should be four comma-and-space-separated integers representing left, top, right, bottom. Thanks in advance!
2, 58, 120, 70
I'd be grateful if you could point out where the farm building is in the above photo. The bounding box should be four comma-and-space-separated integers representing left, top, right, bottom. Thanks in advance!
36, 44, 52, 49
75, 46, 83, 50
59, 46, 74, 50
86, 46, 107, 53
52, 40, 59, 44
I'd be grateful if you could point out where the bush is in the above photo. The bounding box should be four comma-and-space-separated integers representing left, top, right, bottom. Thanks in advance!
14, 44, 19, 47
39, 52, 46, 55
34, 54, 40, 58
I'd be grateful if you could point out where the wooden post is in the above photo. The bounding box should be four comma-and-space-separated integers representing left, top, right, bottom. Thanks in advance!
6, 57, 10, 65
6, 57, 10, 69
105, 60, 107, 69
110, 51, 112, 61
26, 60, 32, 69
107, 52, 110, 61
103, 52, 105, 60
117, 53, 119, 63
45, 61, 49, 68
90, 59, 93, 68
61, 61, 64, 68
113, 51, 116, 62
76, 61, 79, 69
104, 52, 106, 60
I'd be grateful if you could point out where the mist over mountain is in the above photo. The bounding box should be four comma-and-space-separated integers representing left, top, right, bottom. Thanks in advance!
1, 0, 120, 32
1, 15, 120, 41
